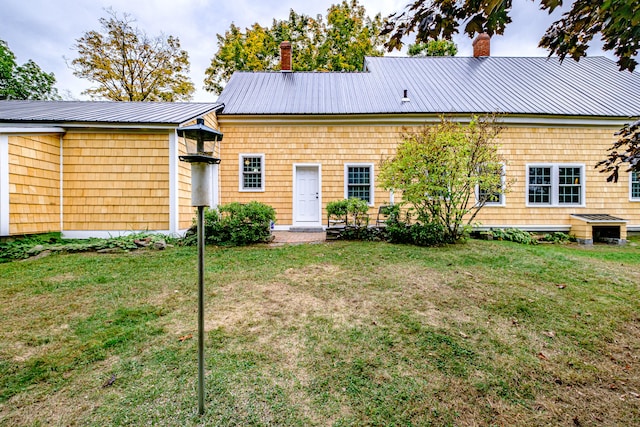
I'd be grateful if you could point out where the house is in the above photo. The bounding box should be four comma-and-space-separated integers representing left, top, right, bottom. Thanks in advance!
2, 36, 639, 243
0, 101, 222, 238
215, 37, 640, 241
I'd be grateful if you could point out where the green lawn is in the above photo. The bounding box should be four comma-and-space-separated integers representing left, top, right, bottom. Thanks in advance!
1, 238, 639, 426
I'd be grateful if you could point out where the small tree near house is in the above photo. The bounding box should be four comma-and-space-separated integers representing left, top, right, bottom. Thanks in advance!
378, 116, 506, 242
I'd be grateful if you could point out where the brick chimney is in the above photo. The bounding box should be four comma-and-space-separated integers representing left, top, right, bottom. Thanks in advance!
280, 41, 292, 72
472, 33, 490, 57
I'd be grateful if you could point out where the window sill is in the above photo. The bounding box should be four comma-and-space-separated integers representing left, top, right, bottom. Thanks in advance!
526, 204, 586, 208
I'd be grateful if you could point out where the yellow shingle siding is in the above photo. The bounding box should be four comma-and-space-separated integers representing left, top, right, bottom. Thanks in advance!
178, 139, 195, 230
62, 132, 170, 231
218, 120, 640, 230
8, 134, 61, 234
218, 123, 398, 224
473, 126, 640, 228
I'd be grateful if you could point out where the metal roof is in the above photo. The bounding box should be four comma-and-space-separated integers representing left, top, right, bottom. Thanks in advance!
0, 100, 223, 126
217, 56, 640, 117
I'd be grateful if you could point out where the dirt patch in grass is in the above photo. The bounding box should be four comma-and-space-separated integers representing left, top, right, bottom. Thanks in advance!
47, 273, 76, 283
1, 355, 120, 426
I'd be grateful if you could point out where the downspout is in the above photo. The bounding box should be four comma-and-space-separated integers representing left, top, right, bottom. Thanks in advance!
59, 134, 64, 234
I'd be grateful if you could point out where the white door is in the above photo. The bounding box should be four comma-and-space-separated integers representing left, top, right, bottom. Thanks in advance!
294, 166, 320, 225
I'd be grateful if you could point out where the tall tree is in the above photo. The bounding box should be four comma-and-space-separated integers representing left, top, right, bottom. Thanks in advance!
408, 39, 458, 57
319, 0, 386, 71
204, 23, 279, 95
382, 0, 639, 72
0, 40, 59, 100
204, 0, 387, 95
69, 9, 194, 101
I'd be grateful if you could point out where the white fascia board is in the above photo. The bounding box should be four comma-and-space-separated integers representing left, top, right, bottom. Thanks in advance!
218, 114, 633, 128
0, 127, 66, 134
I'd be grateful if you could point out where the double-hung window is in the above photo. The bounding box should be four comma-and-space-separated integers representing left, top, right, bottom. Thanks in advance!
631, 171, 640, 201
345, 164, 374, 205
526, 164, 584, 206
239, 154, 264, 192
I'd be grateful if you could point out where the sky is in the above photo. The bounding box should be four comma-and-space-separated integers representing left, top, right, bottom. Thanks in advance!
0, 0, 613, 102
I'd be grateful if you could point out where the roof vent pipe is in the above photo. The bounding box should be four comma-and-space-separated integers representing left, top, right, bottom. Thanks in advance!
401, 89, 410, 103
280, 41, 292, 72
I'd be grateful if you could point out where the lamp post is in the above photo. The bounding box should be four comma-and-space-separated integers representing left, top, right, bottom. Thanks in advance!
176, 117, 222, 415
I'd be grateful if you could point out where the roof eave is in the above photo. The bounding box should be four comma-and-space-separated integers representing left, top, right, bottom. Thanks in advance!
217, 112, 637, 127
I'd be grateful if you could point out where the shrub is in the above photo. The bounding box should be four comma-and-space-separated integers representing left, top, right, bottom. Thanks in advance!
386, 220, 450, 246
326, 198, 370, 227
326, 199, 349, 219
488, 228, 537, 245
378, 116, 506, 242
347, 198, 370, 227
409, 222, 450, 246
540, 232, 576, 243
187, 201, 276, 246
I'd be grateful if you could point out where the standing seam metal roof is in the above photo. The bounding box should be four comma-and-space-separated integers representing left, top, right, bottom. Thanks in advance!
216, 56, 640, 117
0, 100, 223, 125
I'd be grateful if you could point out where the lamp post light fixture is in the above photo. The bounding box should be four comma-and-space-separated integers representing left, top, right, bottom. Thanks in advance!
176, 117, 222, 416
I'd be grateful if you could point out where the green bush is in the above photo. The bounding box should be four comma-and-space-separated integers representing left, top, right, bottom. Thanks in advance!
187, 201, 276, 246
488, 228, 537, 245
540, 232, 575, 243
326, 199, 349, 219
385, 220, 450, 246
409, 222, 450, 246
347, 198, 370, 227
326, 198, 370, 227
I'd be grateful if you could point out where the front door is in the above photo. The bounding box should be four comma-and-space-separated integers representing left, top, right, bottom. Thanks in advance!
294, 165, 320, 226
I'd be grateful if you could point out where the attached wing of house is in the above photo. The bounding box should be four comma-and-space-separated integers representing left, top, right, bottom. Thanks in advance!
0, 100, 222, 238
216, 38, 640, 242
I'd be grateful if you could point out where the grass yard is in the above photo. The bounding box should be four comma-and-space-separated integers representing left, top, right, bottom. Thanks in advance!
0, 238, 639, 426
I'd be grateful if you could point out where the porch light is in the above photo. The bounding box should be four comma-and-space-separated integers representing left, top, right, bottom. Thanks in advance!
176, 117, 223, 416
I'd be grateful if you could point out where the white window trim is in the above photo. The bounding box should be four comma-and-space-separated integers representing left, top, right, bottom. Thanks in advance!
631, 171, 640, 202
526, 163, 586, 207
476, 163, 506, 207
239, 153, 265, 192
344, 163, 374, 206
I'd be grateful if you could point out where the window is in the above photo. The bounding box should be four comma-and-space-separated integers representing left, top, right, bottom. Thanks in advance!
526, 164, 584, 206
477, 163, 505, 206
345, 164, 374, 205
631, 171, 640, 201
239, 154, 264, 191
528, 167, 551, 204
